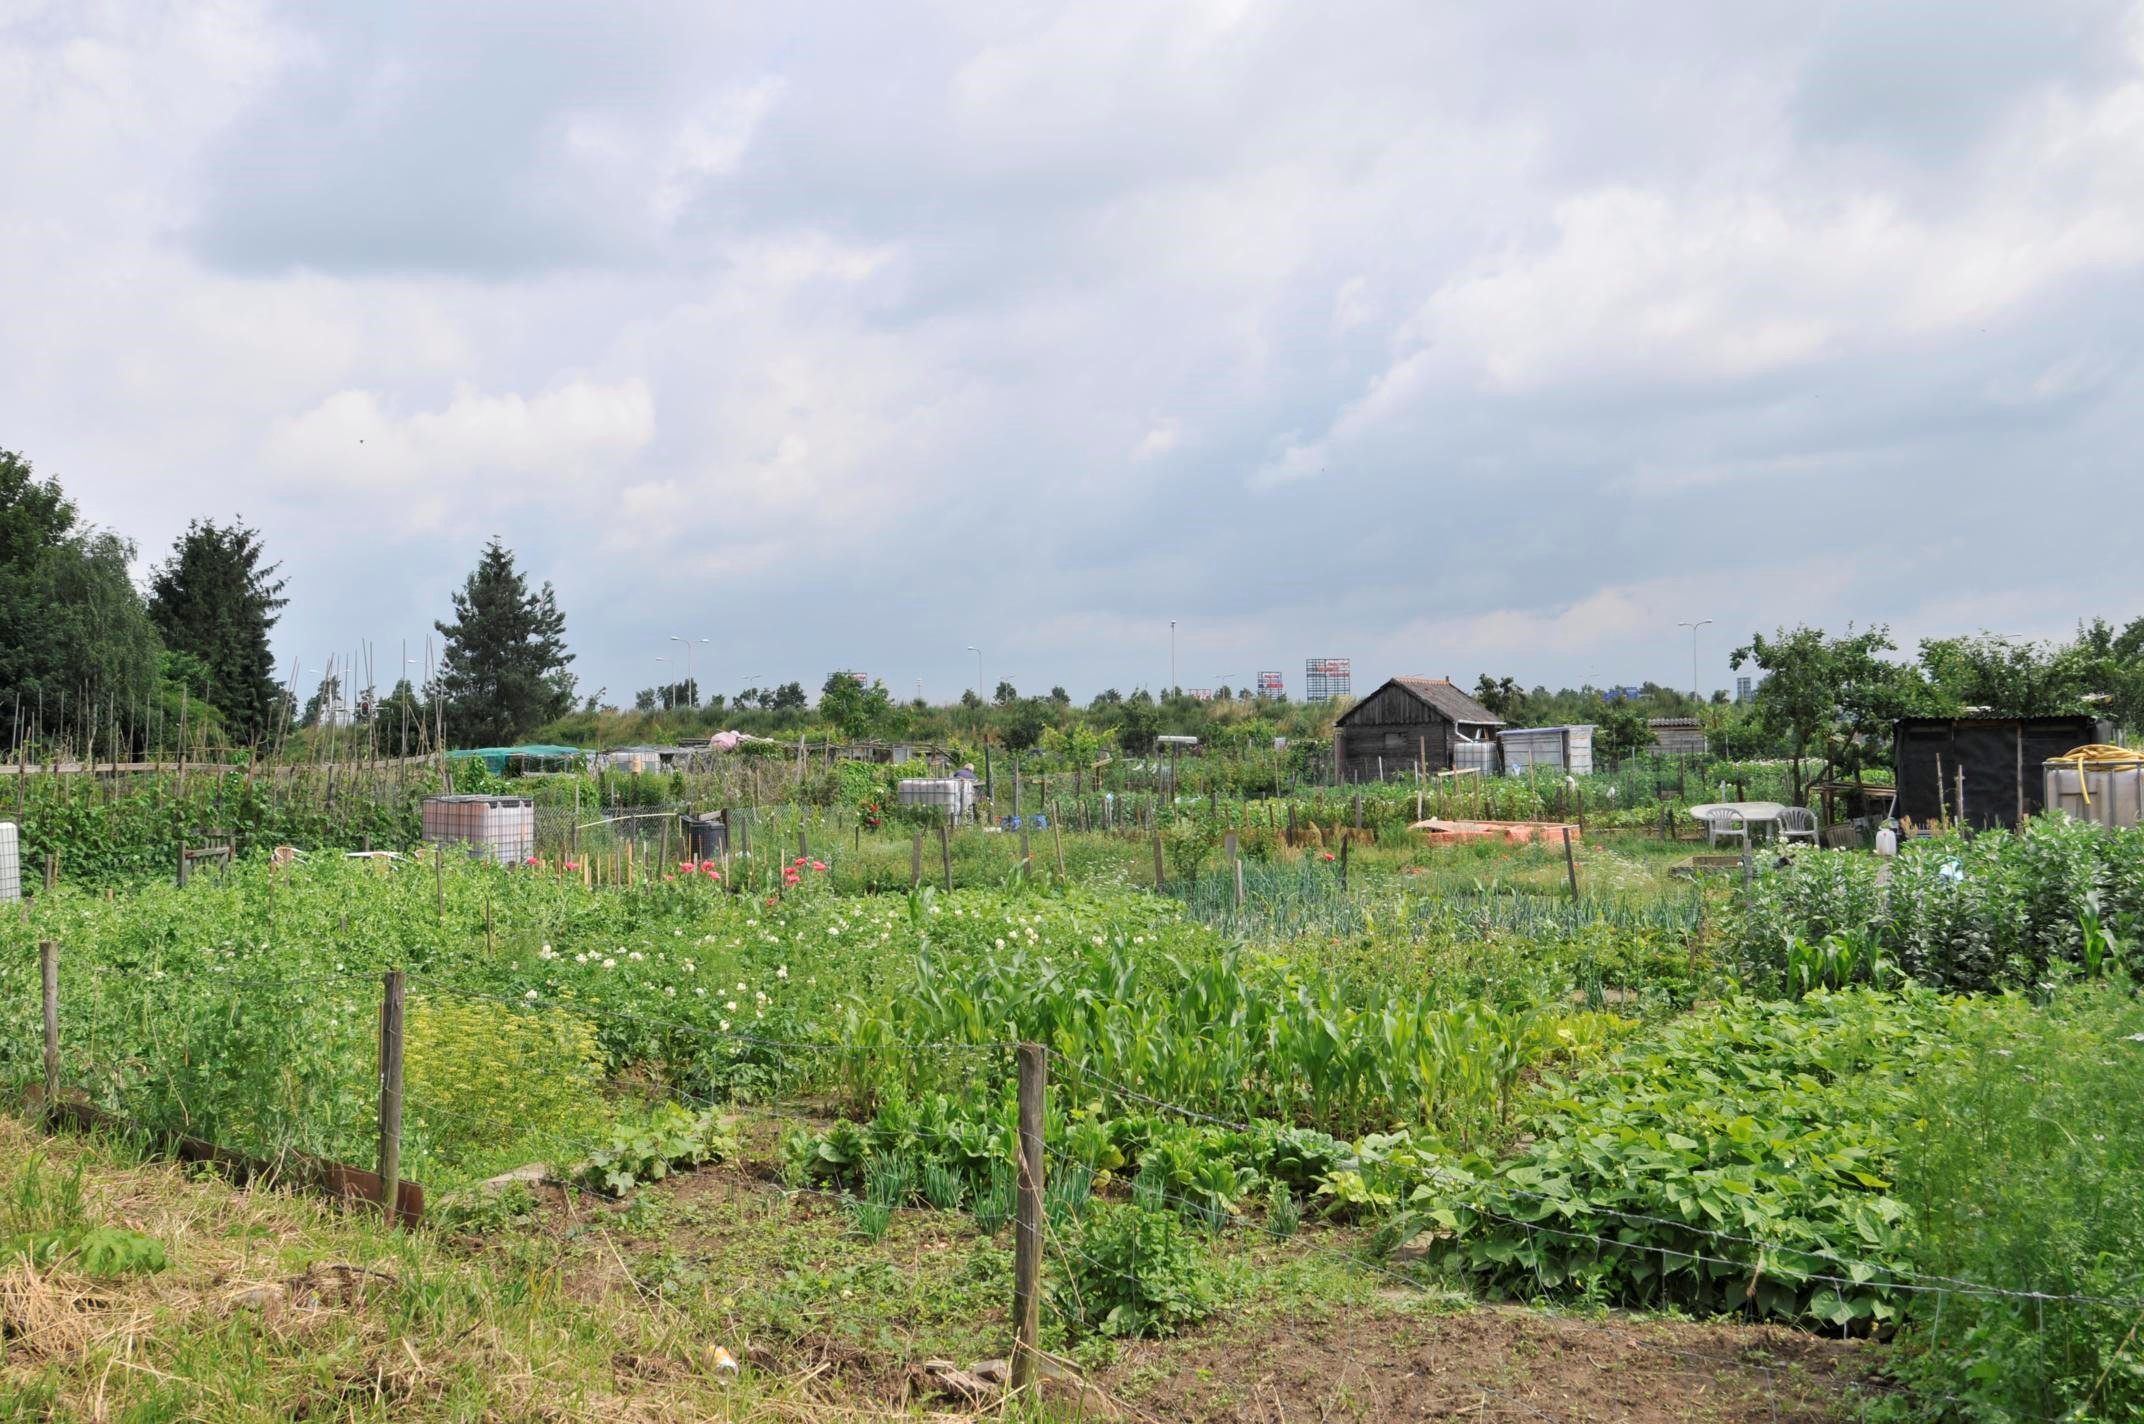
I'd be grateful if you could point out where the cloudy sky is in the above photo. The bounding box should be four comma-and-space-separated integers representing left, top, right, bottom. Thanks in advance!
6, 0, 2144, 707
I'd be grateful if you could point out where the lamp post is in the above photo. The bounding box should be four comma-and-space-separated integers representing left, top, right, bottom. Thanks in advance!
668, 636, 708, 708
966, 646, 982, 703
1676, 619, 1713, 703
1169, 620, 1177, 694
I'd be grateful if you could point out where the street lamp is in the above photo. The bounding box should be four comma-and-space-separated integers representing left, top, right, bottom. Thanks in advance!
1169, 620, 1177, 694
966, 646, 982, 702
655, 655, 673, 710
668, 636, 708, 707
1676, 619, 1714, 703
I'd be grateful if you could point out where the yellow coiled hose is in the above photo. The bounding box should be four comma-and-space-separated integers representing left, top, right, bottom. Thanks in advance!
2046, 744, 2144, 806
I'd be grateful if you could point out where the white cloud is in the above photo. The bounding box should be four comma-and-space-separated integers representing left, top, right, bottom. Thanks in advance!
263, 380, 655, 495
1130, 419, 1183, 462
7, 0, 2144, 705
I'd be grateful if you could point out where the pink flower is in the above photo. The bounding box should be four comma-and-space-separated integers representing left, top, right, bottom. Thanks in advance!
680, 861, 698, 873
664, 874, 676, 882
810, 860, 826, 872
525, 856, 539, 866
705, 867, 722, 881
565, 860, 580, 871
765, 895, 778, 906
793, 856, 807, 866
1322, 852, 1336, 862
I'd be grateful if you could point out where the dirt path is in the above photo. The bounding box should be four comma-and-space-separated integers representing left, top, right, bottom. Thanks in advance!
1102, 1301, 1872, 1423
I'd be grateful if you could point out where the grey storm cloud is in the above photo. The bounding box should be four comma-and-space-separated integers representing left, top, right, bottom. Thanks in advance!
4, 0, 2144, 707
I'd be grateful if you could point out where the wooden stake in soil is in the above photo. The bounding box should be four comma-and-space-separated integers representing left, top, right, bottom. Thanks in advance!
434, 847, 445, 921
1151, 830, 1166, 891
39, 941, 58, 1117
938, 821, 953, 892
43, 851, 56, 893
1011, 1043, 1046, 1393
376, 970, 406, 1227
1015, 765, 1030, 873
1562, 825, 1580, 902
1052, 818, 1065, 882
910, 830, 924, 889
1340, 837, 1349, 890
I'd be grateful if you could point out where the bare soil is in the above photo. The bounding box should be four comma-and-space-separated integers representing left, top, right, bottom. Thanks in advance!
1102, 1302, 1874, 1424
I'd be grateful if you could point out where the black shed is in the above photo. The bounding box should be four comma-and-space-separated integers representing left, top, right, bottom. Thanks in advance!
1333, 677, 1503, 783
1892, 716, 2104, 831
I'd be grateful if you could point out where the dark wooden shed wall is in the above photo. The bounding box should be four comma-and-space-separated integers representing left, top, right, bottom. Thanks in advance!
1893, 716, 2101, 830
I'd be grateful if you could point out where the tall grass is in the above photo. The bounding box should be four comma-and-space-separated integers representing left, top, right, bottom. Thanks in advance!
1891, 982, 2144, 1421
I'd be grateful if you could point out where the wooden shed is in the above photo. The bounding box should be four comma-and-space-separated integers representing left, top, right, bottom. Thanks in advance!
1333, 677, 1504, 783
1894, 715, 2102, 832
1648, 718, 1709, 757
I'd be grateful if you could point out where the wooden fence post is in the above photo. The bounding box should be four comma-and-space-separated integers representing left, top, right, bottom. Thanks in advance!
1151, 830, 1166, 891
433, 847, 445, 921
1562, 826, 1580, 902
39, 941, 58, 1117
176, 842, 188, 889
43, 852, 56, 893
1052, 819, 1065, 882
1015, 766, 1030, 873
1339, 837, 1350, 890
377, 970, 407, 1227
938, 821, 953, 893
1011, 1043, 1046, 1393
910, 830, 923, 889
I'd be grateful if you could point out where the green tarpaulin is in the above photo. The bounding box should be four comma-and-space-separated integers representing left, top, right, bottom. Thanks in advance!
446, 744, 586, 773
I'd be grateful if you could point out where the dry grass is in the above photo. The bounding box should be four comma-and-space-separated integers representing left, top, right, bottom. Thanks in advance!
0, 1114, 1021, 1422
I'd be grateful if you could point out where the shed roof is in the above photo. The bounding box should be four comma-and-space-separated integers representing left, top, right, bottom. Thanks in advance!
1338, 676, 1504, 728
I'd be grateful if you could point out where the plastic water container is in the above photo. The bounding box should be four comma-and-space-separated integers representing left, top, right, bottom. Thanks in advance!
422, 795, 537, 865
684, 813, 727, 861
898, 779, 974, 818
1875, 826, 1898, 857
0, 822, 18, 901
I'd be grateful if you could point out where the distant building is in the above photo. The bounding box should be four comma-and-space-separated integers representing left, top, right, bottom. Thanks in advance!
1256, 670, 1285, 698
1735, 676, 1753, 705
1333, 677, 1503, 782
1304, 657, 1352, 702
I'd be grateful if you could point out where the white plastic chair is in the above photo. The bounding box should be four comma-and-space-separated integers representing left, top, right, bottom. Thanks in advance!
1702, 808, 1748, 849
1777, 807, 1819, 845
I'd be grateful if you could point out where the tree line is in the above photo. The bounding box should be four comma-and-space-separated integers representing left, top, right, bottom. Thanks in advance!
10, 443, 2141, 772
1, 448, 576, 759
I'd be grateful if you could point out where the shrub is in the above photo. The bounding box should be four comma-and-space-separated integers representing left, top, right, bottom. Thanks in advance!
1053, 1202, 1215, 1339
405, 998, 604, 1170
577, 1102, 738, 1195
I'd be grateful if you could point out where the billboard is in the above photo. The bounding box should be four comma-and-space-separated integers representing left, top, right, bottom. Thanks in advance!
1255, 670, 1285, 697
1303, 657, 1352, 702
